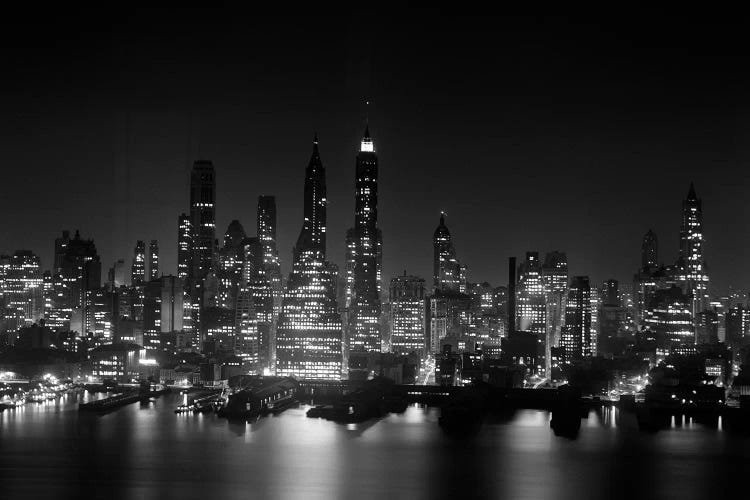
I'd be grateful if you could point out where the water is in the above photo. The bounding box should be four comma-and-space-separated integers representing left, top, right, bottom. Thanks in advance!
1, 392, 748, 499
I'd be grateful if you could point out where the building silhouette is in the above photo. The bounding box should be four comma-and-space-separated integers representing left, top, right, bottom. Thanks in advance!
641, 229, 658, 269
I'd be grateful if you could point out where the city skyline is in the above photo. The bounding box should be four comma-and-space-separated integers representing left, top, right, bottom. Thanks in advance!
3, 10, 750, 500
1, 11, 748, 294
0, 139, 736, 298
0, 142, 739, 299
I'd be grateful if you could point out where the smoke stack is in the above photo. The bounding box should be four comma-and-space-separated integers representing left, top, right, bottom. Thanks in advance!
508, 256, 516, 336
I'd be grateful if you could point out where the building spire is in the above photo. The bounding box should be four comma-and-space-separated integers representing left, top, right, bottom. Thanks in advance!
687, 181, 697, 201
312, 132, 320, 157
360, 123, 374, 152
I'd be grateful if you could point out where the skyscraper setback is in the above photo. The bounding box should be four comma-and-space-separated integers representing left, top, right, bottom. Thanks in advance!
349, 126, 383, 353
276, 136, 343, 380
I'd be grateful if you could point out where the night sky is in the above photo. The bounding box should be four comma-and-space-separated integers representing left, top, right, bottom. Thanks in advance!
1, 9, 748, 293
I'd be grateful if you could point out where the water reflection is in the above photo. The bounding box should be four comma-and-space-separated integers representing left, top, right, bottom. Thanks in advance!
1, 394, 749, 499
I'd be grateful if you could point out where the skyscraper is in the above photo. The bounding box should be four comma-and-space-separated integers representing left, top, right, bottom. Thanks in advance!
542, 251, 568, 376
560, 276, 593, 363
53, 231, 71, 274
217, 220, 246, 310
257, 195, 282, 314
177, 214, 192, 280
643, 285, 694, 356
678, 182, 709, 318
349, 125, 382, 353
276, 135, 343, 380
642, 229, 658, 270
108, 259, 126, 288
292, 137, 326, 259
148, 240, 159, 281
48, 231, 102, 336
344, 227, 356, 309
189, 160, 217, 282
517, 252, 546, 336
433, 213, 464, 293
143, 275, 185, 352
177, 213, 196, 339
3, 250, 44, 333
389, 273, 426, 355
131, 241, 146, 285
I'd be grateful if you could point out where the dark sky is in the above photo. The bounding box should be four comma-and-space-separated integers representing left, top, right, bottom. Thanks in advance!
1, 9, 748, 294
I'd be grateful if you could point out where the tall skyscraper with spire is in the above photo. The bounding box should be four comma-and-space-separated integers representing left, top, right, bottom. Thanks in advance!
292, 136, 326, 260
349, 125, 382, 353
433, 212, 464, 293
276, 135, 343, 379
678, 182, 709, 318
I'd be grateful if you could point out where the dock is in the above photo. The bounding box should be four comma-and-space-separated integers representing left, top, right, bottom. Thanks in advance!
79, 392, 141, 412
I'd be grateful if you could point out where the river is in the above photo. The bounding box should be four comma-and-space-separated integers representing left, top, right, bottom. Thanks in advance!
0, 391, 748, 499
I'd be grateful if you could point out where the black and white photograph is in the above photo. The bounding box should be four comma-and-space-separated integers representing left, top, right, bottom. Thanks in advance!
1, 8, 749, 500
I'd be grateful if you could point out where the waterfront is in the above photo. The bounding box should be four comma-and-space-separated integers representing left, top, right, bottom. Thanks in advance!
1, 392, 749, 500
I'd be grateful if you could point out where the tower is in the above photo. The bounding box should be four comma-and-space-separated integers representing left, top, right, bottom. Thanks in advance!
292, 135, 326, 260
542, 251, 568, 376
131, 241, 146, 285
517, 252, 546, 336
641, 229, 658, 270
148, 240, 159, 281
433, 213, 464, 292
189, 160, 216, 282
560, 276, 593, 363
678, 182, 709, 318
276, 135, 343, 380
257, 195, 282, 312
177, 214, 192, 280
349, 125, 382, 353
389, 273, 426, 355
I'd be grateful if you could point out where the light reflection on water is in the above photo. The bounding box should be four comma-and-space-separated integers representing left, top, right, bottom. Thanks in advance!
1, 394, 748, 500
